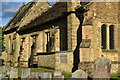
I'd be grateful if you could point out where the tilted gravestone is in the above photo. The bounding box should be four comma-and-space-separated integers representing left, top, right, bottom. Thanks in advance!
38, 72, 42, 78
27, 72, 39, 80
9, 67, 18, 79
72, 69, 88, 79
93, 55, 111, 80
53, 69, 64, 80
2, 66, 11, 79
53, 69, 62, 77
21, 68, 31, 79
41, 72, 52, 80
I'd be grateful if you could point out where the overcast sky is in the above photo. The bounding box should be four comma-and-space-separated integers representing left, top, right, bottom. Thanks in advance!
0, 0, 55, 26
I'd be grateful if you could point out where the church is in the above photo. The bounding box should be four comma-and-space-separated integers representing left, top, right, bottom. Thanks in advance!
2, 1, 120, 74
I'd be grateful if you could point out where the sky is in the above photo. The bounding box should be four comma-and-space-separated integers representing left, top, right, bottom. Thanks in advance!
0, 0, 56, 26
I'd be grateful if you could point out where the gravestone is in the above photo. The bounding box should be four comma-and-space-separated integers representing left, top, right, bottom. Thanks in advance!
72, 69, 88, 79
2, 66, 11, 79
21, 68, 31, 79
53, 69, 62, 76
53, 69, 64, 80
41, 72, 52, 80
9, 67, 18, 79
38, 72, 42, 78
27, 72, 39, 80
93, 55, 111, 80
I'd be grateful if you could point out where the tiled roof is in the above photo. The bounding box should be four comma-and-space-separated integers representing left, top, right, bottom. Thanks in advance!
18, 2, 68, 31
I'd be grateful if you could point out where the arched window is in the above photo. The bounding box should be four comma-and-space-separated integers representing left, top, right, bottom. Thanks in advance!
109, 25, 114, 49
101, 24, 115, 50
101, 24, 107, 49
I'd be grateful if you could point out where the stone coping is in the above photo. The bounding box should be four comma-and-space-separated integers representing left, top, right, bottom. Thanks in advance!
37, 50, 74, 55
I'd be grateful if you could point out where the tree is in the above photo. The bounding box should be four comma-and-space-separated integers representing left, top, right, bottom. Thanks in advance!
0, 26, 5, 52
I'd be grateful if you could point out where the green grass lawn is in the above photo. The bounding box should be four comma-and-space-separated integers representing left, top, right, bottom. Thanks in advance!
18, 68, 22, 78
62, 72, 72, 78
31, 68, 54, 73
110, 74, 120, 77
31, 68, 72, 78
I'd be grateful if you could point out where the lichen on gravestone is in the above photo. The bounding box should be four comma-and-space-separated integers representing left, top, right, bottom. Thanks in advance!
93, 55, 111, 80
21, 68, 31, 78
72, 69, 88, 79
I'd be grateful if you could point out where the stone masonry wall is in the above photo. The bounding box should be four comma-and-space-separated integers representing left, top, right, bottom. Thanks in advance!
38, 51, 73, 73
38, 54, 56, 69
67, 2, 80, 50
55, 51, 73, 73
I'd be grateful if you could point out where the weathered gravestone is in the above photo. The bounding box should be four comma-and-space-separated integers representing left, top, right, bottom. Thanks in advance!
27, 72, 39, 80
93, 55, 111, 80
72, 69, 88, 80
53, 69, 64, 80
9, 67, 18, 80
2, 66, 11, 79
21, 68, 31, 79
41, 72, 52, 80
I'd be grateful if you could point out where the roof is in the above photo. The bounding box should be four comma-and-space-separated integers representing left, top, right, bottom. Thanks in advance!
18, 2, 50, 29
18, 2, 68, 32
4, 2, 35, 32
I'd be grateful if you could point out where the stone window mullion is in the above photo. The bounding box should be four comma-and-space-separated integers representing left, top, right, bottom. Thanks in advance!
106, 26, 110, 50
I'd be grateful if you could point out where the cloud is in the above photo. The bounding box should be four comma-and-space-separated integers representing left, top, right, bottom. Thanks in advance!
2, 2, 22, 18
4, 6, 20, 13
1, 1, 32, 26
1, 0, 32, 2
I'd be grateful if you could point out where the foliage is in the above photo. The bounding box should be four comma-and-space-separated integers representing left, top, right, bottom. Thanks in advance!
0, 26, 5, 52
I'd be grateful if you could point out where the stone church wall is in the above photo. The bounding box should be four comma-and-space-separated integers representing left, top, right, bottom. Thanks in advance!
38, 51, 73, 73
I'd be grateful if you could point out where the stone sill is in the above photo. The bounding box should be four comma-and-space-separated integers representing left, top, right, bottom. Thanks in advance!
102, 49, 118, 52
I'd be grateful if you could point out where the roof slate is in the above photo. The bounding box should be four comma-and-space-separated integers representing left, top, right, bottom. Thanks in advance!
18, 2, 68, 31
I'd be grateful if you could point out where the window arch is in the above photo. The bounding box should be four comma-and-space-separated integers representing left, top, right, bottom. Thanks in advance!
101, 24, 107, 49
109, 25, 114, 49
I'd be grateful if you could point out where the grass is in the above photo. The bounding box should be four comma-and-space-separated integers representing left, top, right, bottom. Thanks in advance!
110, 74, 120, 77
31, 68, 54, 73
31, 68, 72, 78
31, 70, 37, 72
62, 72, 72, 78
18, 68, 22, 78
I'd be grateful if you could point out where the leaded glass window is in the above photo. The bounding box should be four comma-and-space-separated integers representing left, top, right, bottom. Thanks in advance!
109, 25, 114, 49
101, 24, 107, 49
